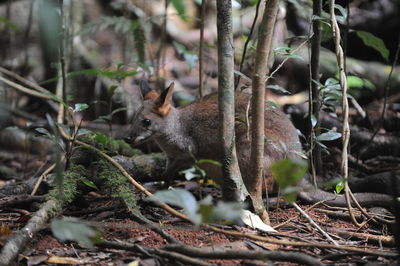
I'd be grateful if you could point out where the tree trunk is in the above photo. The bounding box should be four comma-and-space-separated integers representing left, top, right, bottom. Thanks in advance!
216, 0, 248, 201
248, 0, 280, 224
310, 0, 323, 179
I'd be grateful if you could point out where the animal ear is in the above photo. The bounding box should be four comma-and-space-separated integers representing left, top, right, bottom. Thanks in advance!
154, 82, 175, 116
140, 80, 159, 100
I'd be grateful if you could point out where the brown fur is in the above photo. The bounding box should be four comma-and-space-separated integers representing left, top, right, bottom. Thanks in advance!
125, 83, 302, 193
144, 90, 159, 100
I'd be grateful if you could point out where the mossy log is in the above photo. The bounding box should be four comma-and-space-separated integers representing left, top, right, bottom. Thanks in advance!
112, 153, 167, 183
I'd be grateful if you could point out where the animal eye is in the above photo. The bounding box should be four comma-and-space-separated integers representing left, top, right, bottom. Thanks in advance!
142, 118, 151, 127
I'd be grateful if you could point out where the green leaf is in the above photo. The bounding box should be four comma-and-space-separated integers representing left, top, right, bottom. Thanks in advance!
81, 178, 98, 190
110, 107, 128, 116
173, 41, 198, 70
347, 75, 364, 89
74, 103, 89, 112
95, 133, 108, 145
40, 92, 67, 107
271, 159, 308, 190
108, 85, 119, 95
311, 114, 317, 128
197, 159, 222, 167
76, 128, 92, 136
273, 46, 303, 60
234, 70, 252, 82
274, 46, 291, 54
148, 189, 200, 224
194, 165, 206, 177
179, 167, 201, 180
281, 186, 302, 203
316, 131, 341, 141
35, 128, 51, 137
316, 141, 328, 150
356, 31, 389, 61
320, 23, 333, 42
200, 200, 243, 224
333, 4, 347, 24
335, 180, 345, 194
265, 100, 278, 109
51, 218, 102, 248
171, 0, 186, 20
266, 85, 291, 95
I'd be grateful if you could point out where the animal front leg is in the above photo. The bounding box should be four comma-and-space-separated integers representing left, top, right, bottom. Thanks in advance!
163, 156, 193, 186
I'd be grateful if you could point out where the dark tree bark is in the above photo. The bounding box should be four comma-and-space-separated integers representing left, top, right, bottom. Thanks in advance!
216, 0, 248, 201
248, 0, 280, 224
310, 0, 323, 178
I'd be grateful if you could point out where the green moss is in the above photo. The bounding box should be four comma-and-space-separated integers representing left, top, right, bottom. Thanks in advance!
79, 132, 142, 156
70, 146, 100, 166
95, 159, 139, 213
112, 139, 142, 157
46, 164, 88, 207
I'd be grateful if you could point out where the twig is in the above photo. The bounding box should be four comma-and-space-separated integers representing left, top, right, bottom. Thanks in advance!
0, 67, 54, 95
329, 0, 361, 227
327, 227, 395, 247
309, 0, 323, 177
0, 195, 44, 208
267, 38, 309, 82
349, 96, 366, 118
348, 189, 394, 224
31, 163, 56, 196
97, 240, 213, 266
0, 76, 55, 101
70, 138, 189, 222
22, 0, 34, 70
0, 65, 188, 225
128, 208, 180, 245
208, 225, 398, 257
59, 0, 68, 124
0, 103, 43, 122
198, 0, 207, 99
0, 200, 61, 265
164, 243, 323, 266
0, 70, 189, 223
0, 67, 58, 111
156, 0, 169, 81
316, 208, 365, 222
292, 202, 338, 245
274, 200, 324, 229
235, 0, 261, 89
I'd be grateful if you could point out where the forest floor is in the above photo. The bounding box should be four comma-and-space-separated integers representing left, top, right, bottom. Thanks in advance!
0, 151, 398, 265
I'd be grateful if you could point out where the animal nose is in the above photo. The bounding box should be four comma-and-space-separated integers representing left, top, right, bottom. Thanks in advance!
124, 136, 133, 144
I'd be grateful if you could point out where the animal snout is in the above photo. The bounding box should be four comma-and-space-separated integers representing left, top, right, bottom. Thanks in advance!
124, 135, 134, 144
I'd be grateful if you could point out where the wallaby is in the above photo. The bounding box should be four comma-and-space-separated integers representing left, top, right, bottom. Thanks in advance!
125, 81, 302, 219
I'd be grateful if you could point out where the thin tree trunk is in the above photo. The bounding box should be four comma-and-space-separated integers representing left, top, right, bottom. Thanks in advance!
216, 0, 248, 201
310, 0, 323, 180
199, 0, 207, 99
248, 0, 280, 224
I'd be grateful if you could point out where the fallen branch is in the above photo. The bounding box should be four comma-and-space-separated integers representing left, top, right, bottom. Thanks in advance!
327, 227, 395, 247
0, 195, 43, 208
0, 200, 61, 265
97, 240, 212, 266
208, 225, 398, 257
163, 243, 323, 266
292, 202, 338, 245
